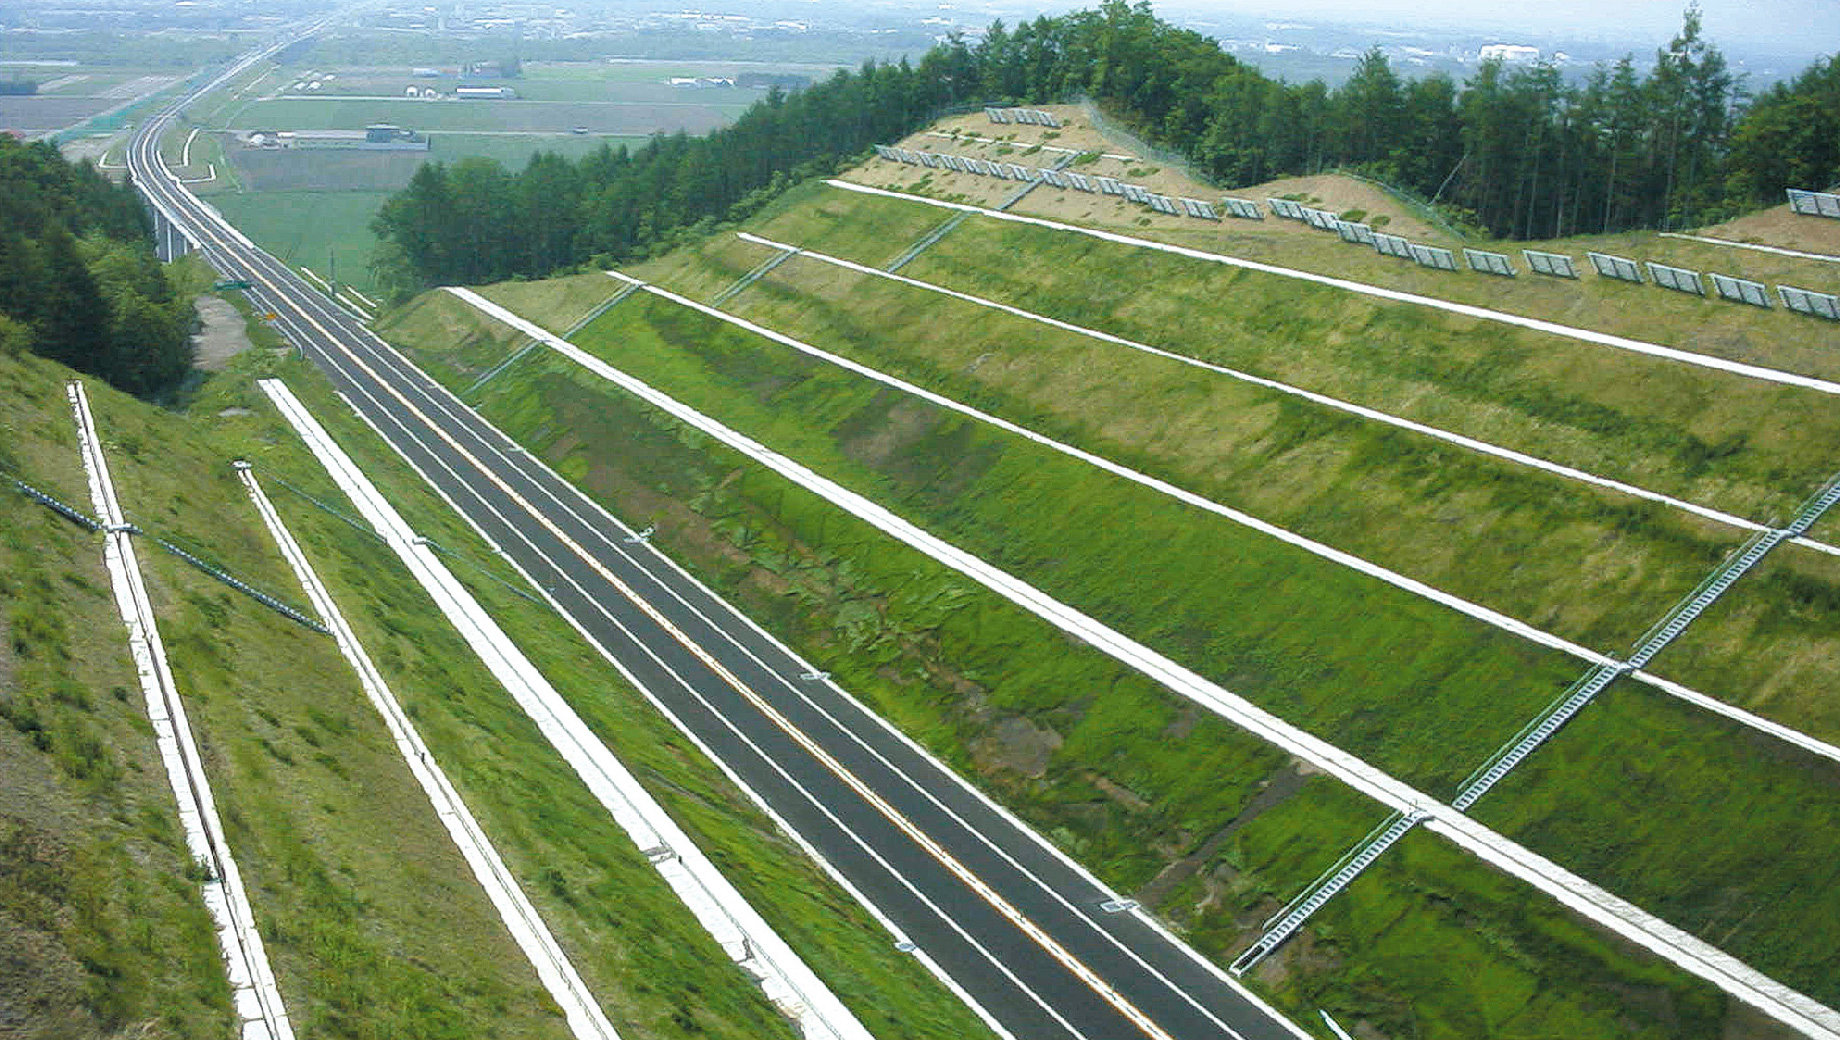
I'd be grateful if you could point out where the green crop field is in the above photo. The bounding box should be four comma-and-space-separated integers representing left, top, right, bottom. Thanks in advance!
209, 191, 389, 291
374, 288, 1798, 1040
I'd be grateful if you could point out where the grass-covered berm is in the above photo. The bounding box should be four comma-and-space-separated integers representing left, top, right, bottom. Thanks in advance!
0, 328, 997, 1038
378, 276, 1818, 1040
630, 211, 1840, 751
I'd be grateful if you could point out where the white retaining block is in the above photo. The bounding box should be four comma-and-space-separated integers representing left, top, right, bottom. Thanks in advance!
68, 381, 293, 1040
236, 462, 621, 1040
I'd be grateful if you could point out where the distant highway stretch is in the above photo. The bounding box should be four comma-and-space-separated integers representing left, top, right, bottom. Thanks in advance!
128, 33, 1306, 1040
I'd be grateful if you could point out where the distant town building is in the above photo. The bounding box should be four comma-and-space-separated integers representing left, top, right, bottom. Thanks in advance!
1479, 44, 1541, 63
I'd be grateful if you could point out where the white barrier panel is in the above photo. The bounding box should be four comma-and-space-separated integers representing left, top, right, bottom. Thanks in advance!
1588, 251, 1644, 282
1646, 262, 1704, 296
1464, 248, 1515, 277
1709, 273, 1771, 308
1524, 249, 1579, 278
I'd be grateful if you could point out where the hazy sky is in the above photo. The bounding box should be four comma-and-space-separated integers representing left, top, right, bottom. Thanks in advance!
1155, 0, 1839, 61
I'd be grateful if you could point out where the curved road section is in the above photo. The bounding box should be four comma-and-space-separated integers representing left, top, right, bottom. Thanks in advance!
129, 38, 1306, 1040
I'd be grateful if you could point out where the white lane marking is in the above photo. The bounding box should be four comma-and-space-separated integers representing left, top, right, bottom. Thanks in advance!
443, 289, 1840, 1040
824, 179, 1840, 397
238, 464, 623, 1040
69, 382, 294, 1040
734, 230, 1840, 560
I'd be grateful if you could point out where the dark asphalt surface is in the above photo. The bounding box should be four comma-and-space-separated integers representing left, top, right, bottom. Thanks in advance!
131, 51, 1306, 1040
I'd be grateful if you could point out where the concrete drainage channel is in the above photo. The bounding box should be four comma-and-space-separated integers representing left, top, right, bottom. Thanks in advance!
258, 378, 871, 1040
66, 380, 295, 1040
235, 460, 622, 1040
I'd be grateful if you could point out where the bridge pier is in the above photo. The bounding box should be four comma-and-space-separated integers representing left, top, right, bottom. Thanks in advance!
146, 197, 194, 262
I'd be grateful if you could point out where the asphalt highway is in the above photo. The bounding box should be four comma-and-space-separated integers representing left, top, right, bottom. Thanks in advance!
129, 48, 1306, 1040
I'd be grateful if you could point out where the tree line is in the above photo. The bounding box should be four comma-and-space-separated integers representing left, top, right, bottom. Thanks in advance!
372, 1, 1840, 289
0, 136, 193, 397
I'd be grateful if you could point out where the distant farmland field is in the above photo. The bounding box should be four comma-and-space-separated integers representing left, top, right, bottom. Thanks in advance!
228, 146, 428, 191
210, 190, 389, 291
225, 97, 744, 135
0, 96, 115, 134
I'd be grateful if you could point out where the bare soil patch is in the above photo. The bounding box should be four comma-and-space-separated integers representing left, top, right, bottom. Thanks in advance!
1695, 203, 1840, 259
190, 295, 256, 371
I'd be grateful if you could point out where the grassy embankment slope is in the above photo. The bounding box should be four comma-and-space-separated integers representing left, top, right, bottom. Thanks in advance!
372, 174, 1827, 1036
1, 318, 994, 1039
604, 182, 1840, 1003
475, 268, 1840, 1008
640, 187, 1840, 745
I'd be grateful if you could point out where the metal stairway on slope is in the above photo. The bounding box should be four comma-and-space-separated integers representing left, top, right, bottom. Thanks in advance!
1229, 469, 1840, 974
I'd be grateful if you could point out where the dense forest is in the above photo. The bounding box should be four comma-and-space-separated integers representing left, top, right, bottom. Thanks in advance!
0, 137, 194, 397
372, 1, 1840, 289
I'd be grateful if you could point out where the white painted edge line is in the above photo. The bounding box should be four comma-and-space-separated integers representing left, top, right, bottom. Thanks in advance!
235, 463, 622, 1040
726, 233, 1840, 767
733, 231, 1840, 561
333, 290, 374, 321
595, 275, 1840, 771
823, 179, 1840, 398
447, 292, 1840, 1039
258, 379, 873, 1040
67, 381, 295, 1040
1660, 232, 1840, 264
